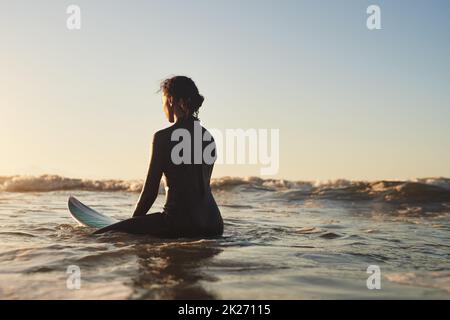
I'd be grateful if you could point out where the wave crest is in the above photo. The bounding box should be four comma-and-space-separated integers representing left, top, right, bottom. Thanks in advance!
1, 175, 450, 204
0, 175, 143, 193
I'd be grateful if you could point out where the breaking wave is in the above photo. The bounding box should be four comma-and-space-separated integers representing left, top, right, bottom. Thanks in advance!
1, 175, 450, 204
0, 175, 144, 193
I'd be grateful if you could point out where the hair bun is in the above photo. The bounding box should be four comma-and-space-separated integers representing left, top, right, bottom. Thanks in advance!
195, 94, 205, 109
160, 76, 205, 117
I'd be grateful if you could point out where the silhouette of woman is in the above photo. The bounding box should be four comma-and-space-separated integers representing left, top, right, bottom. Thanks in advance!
95, 76, 223, 238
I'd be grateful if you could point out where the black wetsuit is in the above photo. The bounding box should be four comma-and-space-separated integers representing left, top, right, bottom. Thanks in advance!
94, 116, 223, 238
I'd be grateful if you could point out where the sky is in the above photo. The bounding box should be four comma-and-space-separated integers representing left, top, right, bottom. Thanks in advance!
1, 0, 449, 181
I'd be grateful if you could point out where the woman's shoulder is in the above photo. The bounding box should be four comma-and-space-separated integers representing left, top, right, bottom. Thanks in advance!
152, 127, 170, 145
152, 123, 184, 145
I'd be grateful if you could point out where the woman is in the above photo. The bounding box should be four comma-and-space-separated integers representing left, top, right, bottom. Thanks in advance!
95, 76, 223, 238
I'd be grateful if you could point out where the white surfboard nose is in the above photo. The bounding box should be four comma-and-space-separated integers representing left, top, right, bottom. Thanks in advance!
68, 196, 118, 229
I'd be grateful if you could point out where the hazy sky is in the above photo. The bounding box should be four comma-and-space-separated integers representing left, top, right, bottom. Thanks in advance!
1, 0, 449, 180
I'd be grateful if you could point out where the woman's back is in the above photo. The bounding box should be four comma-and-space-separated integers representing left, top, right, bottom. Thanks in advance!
155, 117, 223, 235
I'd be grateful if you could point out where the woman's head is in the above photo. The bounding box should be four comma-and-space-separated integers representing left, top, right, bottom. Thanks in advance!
160, 76, 204, 122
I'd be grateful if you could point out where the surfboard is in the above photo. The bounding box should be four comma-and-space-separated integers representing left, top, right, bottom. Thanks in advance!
68, 196, 118, 229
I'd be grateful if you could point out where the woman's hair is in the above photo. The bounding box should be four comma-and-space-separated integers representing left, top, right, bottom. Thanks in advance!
159, 76, 205, 119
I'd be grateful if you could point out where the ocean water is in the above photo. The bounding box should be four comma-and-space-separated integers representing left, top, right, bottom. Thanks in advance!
0, 175, 449, 299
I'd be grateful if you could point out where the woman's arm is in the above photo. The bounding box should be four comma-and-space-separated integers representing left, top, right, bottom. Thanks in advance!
132, 132, 164, 217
